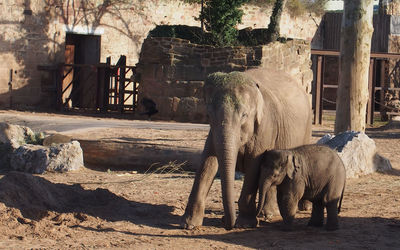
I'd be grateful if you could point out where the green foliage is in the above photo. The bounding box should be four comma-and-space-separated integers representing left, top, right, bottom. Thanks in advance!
149, 24, 278, 46
238, 28, 270, 46
201, 0, 248, 46
148, 25, 212, 44
25, 132, 45, 145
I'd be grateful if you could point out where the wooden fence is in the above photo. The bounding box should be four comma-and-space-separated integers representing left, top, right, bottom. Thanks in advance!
312, 50, 400, 125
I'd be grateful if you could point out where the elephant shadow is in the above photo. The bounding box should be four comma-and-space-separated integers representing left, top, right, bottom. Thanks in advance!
134, 216, 400, 249
0, 171, 178, 229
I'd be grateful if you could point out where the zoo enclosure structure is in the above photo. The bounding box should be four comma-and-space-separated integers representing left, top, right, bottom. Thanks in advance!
312, 49, 400, 125
40, 55, 139, 113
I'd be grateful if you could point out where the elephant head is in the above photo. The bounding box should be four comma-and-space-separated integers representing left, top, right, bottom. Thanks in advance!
204, 71, 265, 229
256, 150, 299, 216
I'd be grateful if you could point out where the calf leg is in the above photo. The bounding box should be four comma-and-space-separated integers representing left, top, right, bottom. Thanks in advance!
278, 193, 298, 231
325, 199, 339, 231
308, 200, 324, 227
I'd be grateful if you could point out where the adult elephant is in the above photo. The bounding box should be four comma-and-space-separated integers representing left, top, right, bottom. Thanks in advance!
182, 68, 312, 230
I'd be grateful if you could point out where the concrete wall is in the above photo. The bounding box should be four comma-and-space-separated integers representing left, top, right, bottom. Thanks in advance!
0, 0, 320, 109
136, 37, 313, 123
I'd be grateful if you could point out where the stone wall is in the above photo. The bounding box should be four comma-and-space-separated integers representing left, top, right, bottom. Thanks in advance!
136, 37, 313, 123
0, 0, 320, 109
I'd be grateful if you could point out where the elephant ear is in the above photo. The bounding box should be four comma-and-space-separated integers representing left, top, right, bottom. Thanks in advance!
254, 83, 264, 126
286, 153, 301, 179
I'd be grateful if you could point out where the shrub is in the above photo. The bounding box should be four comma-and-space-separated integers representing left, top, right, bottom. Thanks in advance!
200, 0, 248, 46
148, 25, 209, 44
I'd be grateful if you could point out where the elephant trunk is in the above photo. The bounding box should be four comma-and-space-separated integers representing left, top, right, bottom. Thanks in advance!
256, 178, 271, 217
213, 127, 238, 230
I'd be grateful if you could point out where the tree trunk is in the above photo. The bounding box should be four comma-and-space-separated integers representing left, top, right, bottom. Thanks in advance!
267, 0, 287, 42
334, 0, 374, 134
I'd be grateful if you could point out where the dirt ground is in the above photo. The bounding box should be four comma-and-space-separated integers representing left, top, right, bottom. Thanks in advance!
0, 112, 400, 249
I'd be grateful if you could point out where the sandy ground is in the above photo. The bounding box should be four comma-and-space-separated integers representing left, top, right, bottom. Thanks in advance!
0, 111, 399, 249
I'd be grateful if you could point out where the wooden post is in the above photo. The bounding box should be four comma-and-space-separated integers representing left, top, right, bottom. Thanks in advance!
314, 55, 324, 125
118, 55, 126, 113
103, 57, 111, 112
379, 60, 387, 112
367, 59, 375, 125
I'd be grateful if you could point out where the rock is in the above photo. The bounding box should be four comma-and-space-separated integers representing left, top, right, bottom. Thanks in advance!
0, 123, 83, 173
43, 134, 72, 146
0, 122, 36, 148
10, 144, 49, 174
9, 141, 84, 174
317, 131, 392, 178
47, 141, 84, 172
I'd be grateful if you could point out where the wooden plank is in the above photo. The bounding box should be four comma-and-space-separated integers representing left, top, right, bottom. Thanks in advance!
118, 56, 127, 113
314, 56, 324, 125
323, 84, 338, 88
367, 59, 375, 125
379, 60, 386, 113
312, 50, 400, 59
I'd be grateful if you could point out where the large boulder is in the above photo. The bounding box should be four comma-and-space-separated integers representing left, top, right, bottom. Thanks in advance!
9, 141, 84, 174
318, 131, 392, 178
0, 122, 83, 173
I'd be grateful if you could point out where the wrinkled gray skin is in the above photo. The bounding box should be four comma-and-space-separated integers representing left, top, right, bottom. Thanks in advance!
257, 145, 346, 231
182, 68, 312, 230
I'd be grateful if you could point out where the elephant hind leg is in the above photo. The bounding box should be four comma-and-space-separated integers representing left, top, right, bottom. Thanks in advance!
325, 199, 340, 231
308, 200, 324, 227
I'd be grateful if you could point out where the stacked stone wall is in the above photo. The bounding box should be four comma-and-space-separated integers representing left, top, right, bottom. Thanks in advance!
136, 37, 313, 123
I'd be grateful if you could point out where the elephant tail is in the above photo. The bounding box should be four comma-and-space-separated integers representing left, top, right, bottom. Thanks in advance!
338, 184, 345, 214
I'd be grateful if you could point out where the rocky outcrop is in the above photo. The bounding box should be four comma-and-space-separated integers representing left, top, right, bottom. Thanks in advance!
318, 131, 392, 178
0, 122, 83, 173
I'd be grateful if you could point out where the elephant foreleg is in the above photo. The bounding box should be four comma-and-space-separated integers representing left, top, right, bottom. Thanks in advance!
278, 194, 298, 231
182, 137, 218, 229
236, 158, 263, 228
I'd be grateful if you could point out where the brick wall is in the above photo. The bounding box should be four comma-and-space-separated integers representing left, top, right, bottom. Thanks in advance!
0, 0, 319, 109
136, 37, 313, 123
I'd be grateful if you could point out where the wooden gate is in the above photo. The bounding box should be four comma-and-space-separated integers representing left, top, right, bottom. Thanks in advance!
56, 55, 138, 113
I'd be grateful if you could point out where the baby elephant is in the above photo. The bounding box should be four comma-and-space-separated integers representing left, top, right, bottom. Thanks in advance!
257, 144, 346, 231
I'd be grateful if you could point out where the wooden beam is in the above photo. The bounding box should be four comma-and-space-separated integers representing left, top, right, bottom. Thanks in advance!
314, 56, 324, 125
367, 59, 375, 125
311, 49, 400, 60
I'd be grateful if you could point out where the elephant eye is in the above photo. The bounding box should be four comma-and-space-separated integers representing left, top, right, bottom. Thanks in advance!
241, 113, 248, 120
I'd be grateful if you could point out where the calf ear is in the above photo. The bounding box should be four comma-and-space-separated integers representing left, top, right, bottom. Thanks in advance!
286, 154, 294, 179
286, 154, 299, 179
